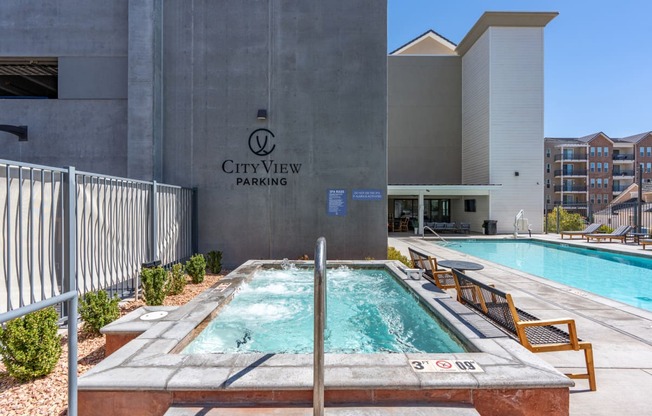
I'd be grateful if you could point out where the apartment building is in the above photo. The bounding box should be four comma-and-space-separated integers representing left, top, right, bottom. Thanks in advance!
544, 131, 652, 213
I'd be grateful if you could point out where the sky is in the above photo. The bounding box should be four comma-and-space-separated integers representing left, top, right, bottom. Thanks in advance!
387, 0, 652, 138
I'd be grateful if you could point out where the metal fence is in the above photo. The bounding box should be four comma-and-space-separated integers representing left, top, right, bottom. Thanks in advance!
545, 202, 652, 234
1, 159, 196, 415
1, 159, 196, 315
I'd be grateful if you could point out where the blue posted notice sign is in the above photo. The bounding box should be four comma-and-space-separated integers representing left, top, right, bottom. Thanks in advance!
327, 189, 347, 216
352, 189, 383, 200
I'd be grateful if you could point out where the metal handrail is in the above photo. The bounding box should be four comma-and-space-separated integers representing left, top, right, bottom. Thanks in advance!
313, 237, 326, 416
421, 225, 449, 244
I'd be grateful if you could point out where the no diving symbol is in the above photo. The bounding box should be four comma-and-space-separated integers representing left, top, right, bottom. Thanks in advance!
435, 360, 453, 370
248, 128, 276, 156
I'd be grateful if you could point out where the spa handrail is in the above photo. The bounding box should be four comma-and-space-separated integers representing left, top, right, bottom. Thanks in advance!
313, 237, 326, 416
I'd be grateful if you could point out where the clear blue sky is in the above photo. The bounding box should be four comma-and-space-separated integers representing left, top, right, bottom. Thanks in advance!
388, 0, 652, 138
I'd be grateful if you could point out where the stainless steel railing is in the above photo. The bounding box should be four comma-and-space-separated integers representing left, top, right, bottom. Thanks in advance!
313, 237, 326, 416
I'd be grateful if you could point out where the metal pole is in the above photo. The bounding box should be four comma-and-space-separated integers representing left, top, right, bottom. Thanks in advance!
64, 166, 78, 416
638, 164, 643, 233
313, 237, 326, 416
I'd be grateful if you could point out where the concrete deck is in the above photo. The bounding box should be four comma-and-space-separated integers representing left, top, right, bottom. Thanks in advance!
389, 233, 652, 416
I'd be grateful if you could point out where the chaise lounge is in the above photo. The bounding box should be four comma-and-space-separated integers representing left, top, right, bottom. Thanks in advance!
408, 247, 455, 290
559, 223, 602, 239
584, 225, 632, 243
451, 269, 597, 391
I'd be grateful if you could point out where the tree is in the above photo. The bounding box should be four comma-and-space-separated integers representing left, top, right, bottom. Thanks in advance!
545, 207, 585, 233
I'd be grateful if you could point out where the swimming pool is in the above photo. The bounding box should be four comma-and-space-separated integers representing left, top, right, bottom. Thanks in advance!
183, 265, 465, 354
439, 240, 652, 311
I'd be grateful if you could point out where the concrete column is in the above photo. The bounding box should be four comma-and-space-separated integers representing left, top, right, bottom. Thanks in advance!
127, 0, 162, 181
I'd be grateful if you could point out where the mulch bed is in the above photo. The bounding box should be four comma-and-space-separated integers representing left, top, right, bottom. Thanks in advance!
0, 273, 225, 416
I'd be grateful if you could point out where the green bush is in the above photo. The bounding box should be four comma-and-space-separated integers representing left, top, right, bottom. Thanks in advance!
141, 266, 168, 305
186, 254, 207, 284
0, 307, 62, 381
166, 263, 186, 295
79, 290, 120, 336
388, 246, 411, 267
205, 250, 222, 274
545, 207, 585, 232
597, 225, 614, 233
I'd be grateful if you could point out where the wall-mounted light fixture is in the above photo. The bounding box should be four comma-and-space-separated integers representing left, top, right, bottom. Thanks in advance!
514, 171, 519, 177
0, 125, 28, 141
257, 109, 267, 120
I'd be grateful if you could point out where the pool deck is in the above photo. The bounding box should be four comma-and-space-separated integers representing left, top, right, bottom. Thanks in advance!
389, 233, 652, 416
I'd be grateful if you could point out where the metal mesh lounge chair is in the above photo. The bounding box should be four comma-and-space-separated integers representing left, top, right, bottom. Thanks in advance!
559, 223, 601, 239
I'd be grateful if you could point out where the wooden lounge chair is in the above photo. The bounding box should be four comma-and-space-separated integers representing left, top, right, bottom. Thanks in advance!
584, 225, 632, 243
451, 270, 597, 391
407, 247, 455, 290
560, 223, 601, 239
641, 239, 652, 250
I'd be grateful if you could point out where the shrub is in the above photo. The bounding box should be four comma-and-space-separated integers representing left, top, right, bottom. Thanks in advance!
205, 250, 222, 274
186, 254, 207, 284
141, 266, 168, 305
388, 246, 411, 267
545, 207, 585, 232
597, 225, 614, 233
79, 290, 120, 336
166, 263, 186, 295
0, 307, 62, 381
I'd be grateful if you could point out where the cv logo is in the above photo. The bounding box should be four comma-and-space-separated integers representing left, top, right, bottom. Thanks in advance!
248, 128, 276, 156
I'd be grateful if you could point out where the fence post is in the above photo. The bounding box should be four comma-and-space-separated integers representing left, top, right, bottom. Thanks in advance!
556, 205, 560, 234
192, 187, 198, 255
64, 166, 78, 416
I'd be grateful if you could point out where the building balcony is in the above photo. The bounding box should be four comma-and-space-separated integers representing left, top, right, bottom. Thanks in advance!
554, 169, 587, 177
612, 154, 635, 162
612, 170, 635, 177
554, 154, 587, 162
554, 185, 587, 193
613, 184, 633, 193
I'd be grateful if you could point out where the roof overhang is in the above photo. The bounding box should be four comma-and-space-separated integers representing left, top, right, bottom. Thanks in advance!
456, 12, 558, 56
388, 184, 502, 197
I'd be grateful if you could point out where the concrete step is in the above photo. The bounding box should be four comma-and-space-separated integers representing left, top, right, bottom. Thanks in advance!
165, 404, 480, 416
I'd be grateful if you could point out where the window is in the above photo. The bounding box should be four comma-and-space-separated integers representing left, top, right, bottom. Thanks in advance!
648, 147, 651, 157
590, 162, 595, 172
597, 195, 602, 204
641, 147, 645, 157
597, 147, 602, 157
546, 163, 551, 173
604, 162, 609, 173
546, 179, 550, 188
604, 179, 609, 190
597, 162, 602, 172
590, 195, 595, 204
590, 147, 595, 157
546, 148, 551, 158
590, 178, 595, 188
546, 195, 551, 204
604, 147, 609, 157
647, 163, 652, 173
0, 58, 58, 98
597, 178, 602, 188
464, 199, 476, 212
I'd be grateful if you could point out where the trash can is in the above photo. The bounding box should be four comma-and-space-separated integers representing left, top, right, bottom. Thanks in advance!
482, 220, 497, 235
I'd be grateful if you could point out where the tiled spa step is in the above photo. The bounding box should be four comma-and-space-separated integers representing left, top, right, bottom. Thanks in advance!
165, 404, 481, 415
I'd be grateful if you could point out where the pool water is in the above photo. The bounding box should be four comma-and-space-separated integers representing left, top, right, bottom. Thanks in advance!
440, 240, 652, 311
182, 266, 466, 354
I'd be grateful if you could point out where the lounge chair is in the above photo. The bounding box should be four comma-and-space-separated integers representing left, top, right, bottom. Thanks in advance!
408, 247, 455, 290
584, 225, 632, 243
641, 239, 652, 250
559, 223, 601, 239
